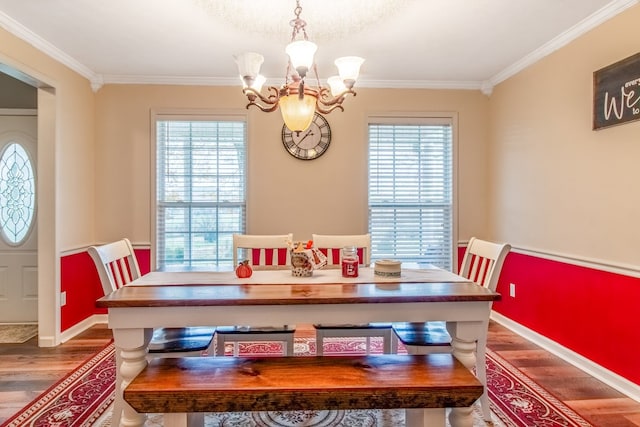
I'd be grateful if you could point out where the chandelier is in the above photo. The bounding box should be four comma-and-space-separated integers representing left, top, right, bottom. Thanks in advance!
234, 0, 364, 132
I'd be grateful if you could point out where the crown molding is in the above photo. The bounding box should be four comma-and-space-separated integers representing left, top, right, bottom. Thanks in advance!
488, 0, 639, 87
354, 79, 482, 91
99, 74, 239, 87
0, 10, 97, 83
97, 74, 485, 92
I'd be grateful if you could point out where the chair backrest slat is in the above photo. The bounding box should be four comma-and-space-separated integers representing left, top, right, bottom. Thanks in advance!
311, 234, 371, 267
459, 237, 511, 292
89, 238, 141, 295
233, 234, 293, 270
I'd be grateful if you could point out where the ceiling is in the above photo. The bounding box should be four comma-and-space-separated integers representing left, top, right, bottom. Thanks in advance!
0, 0, 636, 93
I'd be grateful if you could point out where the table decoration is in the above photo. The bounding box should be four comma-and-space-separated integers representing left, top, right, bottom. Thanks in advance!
235, 260, 253, 278
374, 259, 402, 277
289, 240, 327, 277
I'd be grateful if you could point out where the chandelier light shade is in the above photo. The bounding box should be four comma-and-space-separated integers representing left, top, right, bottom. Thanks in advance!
234, 0, 364, 132
285, 40, 317, 78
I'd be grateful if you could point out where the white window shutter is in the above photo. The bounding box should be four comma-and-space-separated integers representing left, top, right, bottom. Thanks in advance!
368, 120, 453, 270
155, 119, 246, 269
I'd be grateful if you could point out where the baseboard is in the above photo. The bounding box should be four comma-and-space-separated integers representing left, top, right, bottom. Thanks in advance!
491, 311, 640, 403
38, 334, 56, 347
60, 314, 108, 343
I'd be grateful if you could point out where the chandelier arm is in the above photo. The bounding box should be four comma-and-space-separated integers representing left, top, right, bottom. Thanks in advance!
318, 88, 357, 108
243, 87, 281, 113
244, 86, 280, 104
246, 102, 280, 113
315, 103, 345, 115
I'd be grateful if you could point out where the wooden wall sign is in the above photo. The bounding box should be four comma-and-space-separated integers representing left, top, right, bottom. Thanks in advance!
593, 52, 640, 130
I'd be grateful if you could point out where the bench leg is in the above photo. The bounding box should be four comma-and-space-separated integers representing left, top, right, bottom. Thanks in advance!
163, 413, 204, 427
405, 408, 445, 426
163, 413, 187, 427
449, 407, 474, 427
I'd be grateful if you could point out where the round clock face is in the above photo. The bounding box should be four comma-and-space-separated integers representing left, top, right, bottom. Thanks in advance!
281, 113, 332, 160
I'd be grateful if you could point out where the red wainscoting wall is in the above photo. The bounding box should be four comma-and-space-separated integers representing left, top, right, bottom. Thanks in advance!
492, 251, 640, 387
457, 246, 640, 386
60, 248, 150, 331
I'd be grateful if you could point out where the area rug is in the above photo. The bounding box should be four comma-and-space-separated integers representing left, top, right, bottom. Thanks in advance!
0, 324, 38, 343
1, 337, 593, 427
1, 341, 114, 427
486, 350, 592, 427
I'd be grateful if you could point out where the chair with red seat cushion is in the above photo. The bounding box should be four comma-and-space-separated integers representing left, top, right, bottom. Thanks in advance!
311, 233, 397, 355
215, 233, 296, 356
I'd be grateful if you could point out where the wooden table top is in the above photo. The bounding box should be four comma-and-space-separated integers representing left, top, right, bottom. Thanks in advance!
96, 276, 500, 308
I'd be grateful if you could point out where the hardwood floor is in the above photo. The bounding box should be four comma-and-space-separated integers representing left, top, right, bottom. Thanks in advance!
486, 322, 640, 426
0, 321, 639, 426
0, 324, 113, 423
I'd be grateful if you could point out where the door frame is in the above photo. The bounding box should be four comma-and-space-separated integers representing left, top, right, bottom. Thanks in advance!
1, 62, 59, 346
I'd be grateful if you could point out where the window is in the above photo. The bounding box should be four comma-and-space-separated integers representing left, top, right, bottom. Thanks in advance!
154, 116, 246, 269
368, 117, 454, 270
0, 142, 36, 245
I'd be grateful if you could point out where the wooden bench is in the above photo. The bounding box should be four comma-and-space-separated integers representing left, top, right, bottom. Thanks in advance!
124, 354, 483, 427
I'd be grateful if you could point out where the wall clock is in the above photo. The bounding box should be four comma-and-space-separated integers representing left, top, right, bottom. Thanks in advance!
281, 113, 331, 160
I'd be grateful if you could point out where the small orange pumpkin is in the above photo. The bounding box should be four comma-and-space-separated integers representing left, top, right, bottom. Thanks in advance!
235, 260, 253, 278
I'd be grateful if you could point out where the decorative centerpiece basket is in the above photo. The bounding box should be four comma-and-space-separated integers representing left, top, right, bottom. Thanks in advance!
289, 240, 327, 277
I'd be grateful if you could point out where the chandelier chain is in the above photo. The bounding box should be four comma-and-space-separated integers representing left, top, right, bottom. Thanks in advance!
290, 0, 309, 42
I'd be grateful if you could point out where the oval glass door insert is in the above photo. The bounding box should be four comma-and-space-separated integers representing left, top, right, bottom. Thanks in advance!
0, 142, 36, 245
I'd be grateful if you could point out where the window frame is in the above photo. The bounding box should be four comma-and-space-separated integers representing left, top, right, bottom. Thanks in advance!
367, 112, 458, 271
150, 109, 248, 270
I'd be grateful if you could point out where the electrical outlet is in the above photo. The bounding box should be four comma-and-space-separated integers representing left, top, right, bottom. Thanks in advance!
61, 291, 67, 306
509, 283, 516, 298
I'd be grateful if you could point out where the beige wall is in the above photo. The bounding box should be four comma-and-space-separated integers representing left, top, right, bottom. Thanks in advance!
488, 3, 640, 267
0, 25, 95, 344
0, 27, 96, 250
95, 85, 489, 250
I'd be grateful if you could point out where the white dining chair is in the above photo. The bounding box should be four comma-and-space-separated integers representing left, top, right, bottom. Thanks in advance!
392, 237, 511, 421
89, 238, 215, 427
89, 238, 217, 357
311, 233, 397, 355
215, 233, 296, 356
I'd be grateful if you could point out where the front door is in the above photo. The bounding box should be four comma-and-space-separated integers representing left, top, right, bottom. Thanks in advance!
0, 112, 38, 322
